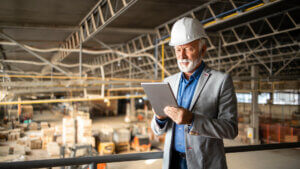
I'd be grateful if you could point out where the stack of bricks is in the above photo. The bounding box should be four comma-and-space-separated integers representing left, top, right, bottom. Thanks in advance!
30, 138, 42, 149
41, 128, 55, 149
62, 117, 75, 146
77, 116, 94, 146
40, 122, 49, 129
0, 131, 9, 142
74, 111, 90, 119
47, 142, 60, 156
99, 128, 113, 142
7, 129, 21, 141
17, 137, 31, 148
29, 122, 39, 130
113, 128, 131, 153
7, 132, 20, 141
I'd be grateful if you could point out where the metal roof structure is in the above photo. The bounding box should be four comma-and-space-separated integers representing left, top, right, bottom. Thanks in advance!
0, 0, 299, 98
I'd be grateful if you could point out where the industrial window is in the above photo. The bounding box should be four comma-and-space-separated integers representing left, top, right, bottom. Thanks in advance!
236, 93, 252, 103
258, 93, 270, 104
236, 93, 270, 104
273, 92, 299, 105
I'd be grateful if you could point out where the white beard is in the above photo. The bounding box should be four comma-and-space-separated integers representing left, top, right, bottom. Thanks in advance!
177, 56, 201, 73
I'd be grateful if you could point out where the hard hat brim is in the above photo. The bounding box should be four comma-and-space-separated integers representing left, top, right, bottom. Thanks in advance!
168, 35, 207, 46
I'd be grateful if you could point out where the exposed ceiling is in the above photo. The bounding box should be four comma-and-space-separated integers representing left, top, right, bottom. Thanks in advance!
0, 0, 299, 84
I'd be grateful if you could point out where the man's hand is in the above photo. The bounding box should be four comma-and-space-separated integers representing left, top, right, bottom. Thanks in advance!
164, 106, 193, 125
152, 108, 168, 120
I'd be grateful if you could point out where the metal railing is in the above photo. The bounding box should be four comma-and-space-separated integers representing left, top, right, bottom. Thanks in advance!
1, 142, 299, 169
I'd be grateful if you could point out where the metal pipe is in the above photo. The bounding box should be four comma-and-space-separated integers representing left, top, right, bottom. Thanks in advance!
0, 31, 70, 76
0, 74, 158, 82
92, 37, 152, 78
0, 142, 299, 169
0, 95, 146, 105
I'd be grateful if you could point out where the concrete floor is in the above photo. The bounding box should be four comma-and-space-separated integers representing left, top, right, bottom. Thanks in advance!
105, 148, 300, 169
30, 112, 300, 169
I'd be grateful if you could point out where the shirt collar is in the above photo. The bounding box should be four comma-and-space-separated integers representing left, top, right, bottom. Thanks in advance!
181, 61, 205, 82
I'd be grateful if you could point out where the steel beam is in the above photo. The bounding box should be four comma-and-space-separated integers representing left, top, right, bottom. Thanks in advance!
0, 31, 70, 76
103, 6, 299, 78
274, 53, 299, 76
41, 0, 138, 73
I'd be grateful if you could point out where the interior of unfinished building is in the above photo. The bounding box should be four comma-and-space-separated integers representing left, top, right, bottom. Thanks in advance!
0, 0, 299, 169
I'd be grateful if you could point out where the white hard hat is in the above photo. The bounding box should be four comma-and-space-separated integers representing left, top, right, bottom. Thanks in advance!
169, 17, 207, 46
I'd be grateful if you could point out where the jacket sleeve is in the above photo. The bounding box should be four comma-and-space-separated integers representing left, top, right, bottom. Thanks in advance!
151, 115, 170, 136
189, 74, 238, 139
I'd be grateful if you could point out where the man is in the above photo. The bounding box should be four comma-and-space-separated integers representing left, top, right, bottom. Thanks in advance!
151, 17, 238, 169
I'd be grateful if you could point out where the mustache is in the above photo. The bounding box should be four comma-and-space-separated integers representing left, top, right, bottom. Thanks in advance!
178, 59, 192, 63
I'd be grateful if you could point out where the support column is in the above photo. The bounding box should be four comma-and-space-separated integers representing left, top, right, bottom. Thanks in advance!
125, 98, 136, 123
250, 65, 260, 144
125, 58, 136, 122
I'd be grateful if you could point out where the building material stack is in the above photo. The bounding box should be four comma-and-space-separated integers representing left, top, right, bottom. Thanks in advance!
40, 122, 49, 129
7, 129, 21, 142
29, 122, 39, 130
98, 128, 114, 155
77, 116, 94, 146
113, 128, 130, 153
46, 142, 60, 156
27, 131, 42, 150
62, 117, 76, 146
41, 128, 55, 149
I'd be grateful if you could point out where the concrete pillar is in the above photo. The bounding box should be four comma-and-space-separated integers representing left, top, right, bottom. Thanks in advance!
125, 98, 136, 123
250, 65, 260, 144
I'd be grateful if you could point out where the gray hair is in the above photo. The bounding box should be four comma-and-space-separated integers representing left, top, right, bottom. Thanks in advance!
199, 38, 206, 53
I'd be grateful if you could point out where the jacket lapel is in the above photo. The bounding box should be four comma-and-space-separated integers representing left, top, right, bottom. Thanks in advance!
188, 66, 211, 111
170, 73, 181, 99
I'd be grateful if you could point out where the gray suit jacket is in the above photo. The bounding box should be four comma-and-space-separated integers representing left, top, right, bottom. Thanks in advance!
151, 65, 238, 169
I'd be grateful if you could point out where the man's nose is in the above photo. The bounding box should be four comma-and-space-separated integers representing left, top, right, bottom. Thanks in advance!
178, 49, 187, 59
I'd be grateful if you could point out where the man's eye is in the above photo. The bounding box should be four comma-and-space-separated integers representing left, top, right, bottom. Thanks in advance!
187, 48, 194, 52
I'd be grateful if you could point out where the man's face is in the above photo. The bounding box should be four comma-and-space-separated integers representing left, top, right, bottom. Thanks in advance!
174, 40, 202, 73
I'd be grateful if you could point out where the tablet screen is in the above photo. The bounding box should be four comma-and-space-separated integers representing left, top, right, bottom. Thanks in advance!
141, 82, 178, 116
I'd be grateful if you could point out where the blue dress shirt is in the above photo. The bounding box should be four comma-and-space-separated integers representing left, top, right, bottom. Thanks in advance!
156, 61, 205, 153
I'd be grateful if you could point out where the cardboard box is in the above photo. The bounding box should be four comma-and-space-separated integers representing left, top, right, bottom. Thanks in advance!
77, 117, 93, 145
47, 142, 60, 156
113, 129, 130, 143
99, 128, 113, 142
62, 118, 75, 146
29, 122, 39, 130
40, 122, 49, 129
30, 138, 42, 149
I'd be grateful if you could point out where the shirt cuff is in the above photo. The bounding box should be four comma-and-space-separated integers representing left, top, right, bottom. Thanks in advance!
155, 116, 168, 128
187, 114, 194, 131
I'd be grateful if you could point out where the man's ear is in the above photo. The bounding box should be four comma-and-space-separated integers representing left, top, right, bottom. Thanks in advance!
201, 44, 207, 57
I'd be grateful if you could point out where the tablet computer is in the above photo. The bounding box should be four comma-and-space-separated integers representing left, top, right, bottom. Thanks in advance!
141, 82, 178, 116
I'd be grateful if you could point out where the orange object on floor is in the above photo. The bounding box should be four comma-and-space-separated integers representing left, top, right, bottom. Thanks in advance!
97, 163, 107, 169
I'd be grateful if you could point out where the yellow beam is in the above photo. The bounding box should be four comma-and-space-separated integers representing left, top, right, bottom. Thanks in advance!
202, 2, 268, 28
0, 74, 158, 82
222, 12, 238, 20
204, 20, 216, 27
108, 87, 143, 92
0, 95, 146, 105
245, 3, 264, 12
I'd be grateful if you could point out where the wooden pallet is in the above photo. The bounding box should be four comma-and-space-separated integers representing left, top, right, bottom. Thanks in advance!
115, 142, 130, 153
